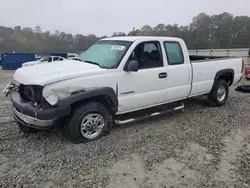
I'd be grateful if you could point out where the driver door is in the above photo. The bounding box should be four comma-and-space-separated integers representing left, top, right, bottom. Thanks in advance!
118, 41, 168, 114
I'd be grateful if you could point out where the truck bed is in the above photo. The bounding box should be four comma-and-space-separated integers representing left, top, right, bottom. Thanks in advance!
189, 55, 229, 62
188, 56, 243, 97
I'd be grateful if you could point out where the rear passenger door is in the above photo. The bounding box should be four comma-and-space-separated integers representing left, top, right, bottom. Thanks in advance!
163, 41, 191, 102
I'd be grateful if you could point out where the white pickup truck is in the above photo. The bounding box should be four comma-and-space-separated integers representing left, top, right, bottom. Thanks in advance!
4, 36, 243, 143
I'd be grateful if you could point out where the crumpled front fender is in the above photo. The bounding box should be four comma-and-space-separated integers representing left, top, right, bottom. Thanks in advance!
42, 82, 89, 106
42, 81, 118, 115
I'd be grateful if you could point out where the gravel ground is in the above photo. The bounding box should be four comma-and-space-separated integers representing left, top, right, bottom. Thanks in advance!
0, 69, 250, 188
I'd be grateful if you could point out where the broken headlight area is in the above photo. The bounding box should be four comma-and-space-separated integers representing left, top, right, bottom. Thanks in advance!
18, 84, 49, 107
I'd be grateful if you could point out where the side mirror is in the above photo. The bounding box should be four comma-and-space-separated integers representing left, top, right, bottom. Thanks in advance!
126, 60, 139, 72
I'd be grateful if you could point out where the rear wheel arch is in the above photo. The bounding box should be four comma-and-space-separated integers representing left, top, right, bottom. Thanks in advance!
214, 69, 234, 86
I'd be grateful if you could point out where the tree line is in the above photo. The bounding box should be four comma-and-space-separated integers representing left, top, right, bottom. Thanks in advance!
0, 12, 250, 53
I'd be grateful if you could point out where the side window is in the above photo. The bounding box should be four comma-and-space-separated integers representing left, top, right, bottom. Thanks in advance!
164, 42, 184, 65
143, 43, 157, 53
53, 57, 59, 61
128, 41, 163, 69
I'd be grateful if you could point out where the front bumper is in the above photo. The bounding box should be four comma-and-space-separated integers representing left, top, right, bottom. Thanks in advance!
13, 108, 58, 129
11, 91, 71, 129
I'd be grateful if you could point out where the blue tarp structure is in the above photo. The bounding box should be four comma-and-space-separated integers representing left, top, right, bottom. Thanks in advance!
1, 53, 40, 70
0, 54, 2, 66
1, 52, 69, 70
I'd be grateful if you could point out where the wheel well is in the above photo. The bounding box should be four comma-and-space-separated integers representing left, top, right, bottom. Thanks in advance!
71, 95, 116, 114
218, 72, 233, 86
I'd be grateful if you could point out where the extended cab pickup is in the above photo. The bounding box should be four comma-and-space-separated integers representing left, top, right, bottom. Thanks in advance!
4, 36, 243, 143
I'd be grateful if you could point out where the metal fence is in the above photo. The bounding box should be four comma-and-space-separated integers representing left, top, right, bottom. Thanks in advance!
189, 48, 250, 64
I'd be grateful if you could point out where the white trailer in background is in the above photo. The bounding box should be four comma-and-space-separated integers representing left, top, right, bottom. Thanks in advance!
189, 48, 250, 64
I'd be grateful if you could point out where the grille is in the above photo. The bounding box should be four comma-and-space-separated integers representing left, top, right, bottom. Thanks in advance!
19, 84, 43, 105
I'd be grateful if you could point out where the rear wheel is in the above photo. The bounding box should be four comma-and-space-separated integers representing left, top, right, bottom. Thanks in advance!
207, 79, 229, 107
65, 101, 113, 143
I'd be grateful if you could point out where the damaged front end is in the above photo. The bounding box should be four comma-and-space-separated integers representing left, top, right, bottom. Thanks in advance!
5, 83, 71, 130
19, 84, 45, 106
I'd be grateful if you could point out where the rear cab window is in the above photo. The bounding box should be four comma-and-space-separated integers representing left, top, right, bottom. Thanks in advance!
163, 41, 184, 65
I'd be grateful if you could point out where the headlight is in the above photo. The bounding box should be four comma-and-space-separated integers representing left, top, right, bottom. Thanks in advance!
45, 93, 58, 106
44, 91, 71, 106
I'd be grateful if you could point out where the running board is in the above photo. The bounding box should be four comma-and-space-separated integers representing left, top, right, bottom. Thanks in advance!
114, 102, 184, 125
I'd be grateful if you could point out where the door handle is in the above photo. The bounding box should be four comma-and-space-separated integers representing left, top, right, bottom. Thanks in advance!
159, 72, 167, 79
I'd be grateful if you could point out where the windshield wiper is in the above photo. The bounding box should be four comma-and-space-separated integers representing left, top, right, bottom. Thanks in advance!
84, 60, 100, 66
84, 60, 107, 68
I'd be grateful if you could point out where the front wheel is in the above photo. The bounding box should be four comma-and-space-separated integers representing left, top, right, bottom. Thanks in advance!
207, 79, 229, 107
65, 102, 113, 144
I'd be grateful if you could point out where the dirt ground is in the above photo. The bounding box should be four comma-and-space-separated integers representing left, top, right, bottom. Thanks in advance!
0, 69, 250, 188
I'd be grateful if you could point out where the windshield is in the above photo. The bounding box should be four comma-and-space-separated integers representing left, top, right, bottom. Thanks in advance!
79, 40, 132, 68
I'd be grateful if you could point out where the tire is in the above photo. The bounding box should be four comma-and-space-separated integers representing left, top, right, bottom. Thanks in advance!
17, 122, 38, 133
65, 101, 113, 144
207, 79, 229, 107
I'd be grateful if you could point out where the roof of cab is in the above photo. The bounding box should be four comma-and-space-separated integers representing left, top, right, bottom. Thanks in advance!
100, 36, 181, 42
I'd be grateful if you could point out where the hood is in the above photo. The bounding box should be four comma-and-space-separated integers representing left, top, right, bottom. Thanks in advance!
14, 60, 106, 86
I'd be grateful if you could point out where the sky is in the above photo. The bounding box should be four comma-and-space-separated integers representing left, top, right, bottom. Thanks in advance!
0, 0, 250, 36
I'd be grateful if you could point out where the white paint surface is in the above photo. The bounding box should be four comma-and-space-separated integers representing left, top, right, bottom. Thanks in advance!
12, 37, 243, 114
